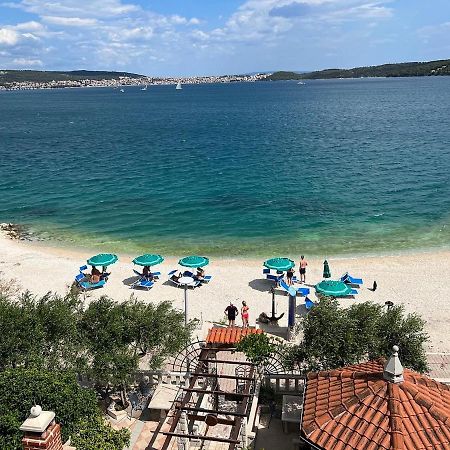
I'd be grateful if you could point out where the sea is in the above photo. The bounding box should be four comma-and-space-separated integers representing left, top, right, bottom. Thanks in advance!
1, 77, 449, 257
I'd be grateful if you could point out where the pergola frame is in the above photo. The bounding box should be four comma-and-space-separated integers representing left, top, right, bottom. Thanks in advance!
161, 346, 256, 450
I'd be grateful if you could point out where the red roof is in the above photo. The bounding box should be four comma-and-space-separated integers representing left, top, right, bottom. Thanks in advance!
206, 327, 262, 345
302, 360, 450, 450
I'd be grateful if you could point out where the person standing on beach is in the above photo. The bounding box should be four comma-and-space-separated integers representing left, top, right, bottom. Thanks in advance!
241, 301, 249, 328
286, 267, 295, 286
225, 302, 239, 327
299, 255, 308, 283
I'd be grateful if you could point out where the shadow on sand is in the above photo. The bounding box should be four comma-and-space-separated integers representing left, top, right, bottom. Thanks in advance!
122, 276, 139, 287
248, 278, 272, 292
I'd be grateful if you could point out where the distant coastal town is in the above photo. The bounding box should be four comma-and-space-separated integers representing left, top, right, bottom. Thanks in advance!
0, 72, 269, 91
1, 58, 449, 90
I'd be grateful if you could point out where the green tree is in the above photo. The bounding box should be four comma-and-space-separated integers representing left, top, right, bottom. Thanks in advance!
285, 298, 428, 372
236, 333, 277, 366
0, 368, 129, 450
0, 290, 83, 371
80, 297, 195, 400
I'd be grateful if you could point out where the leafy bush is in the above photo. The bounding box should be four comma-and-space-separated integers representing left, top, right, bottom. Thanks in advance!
285, 298, 428, 372
0, 368, 130, 449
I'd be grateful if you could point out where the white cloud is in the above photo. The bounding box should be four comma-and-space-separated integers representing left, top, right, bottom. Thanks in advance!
13, 57, 43, 66
42, 16, 98, 27
0, 28, 19, 45
7, 0, 140, 18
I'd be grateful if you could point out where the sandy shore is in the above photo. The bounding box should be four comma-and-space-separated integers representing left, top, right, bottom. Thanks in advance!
1, 232, 449, 353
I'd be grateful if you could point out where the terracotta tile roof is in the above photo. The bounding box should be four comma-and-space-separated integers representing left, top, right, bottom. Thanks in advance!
302, 359, 450, 450
206, 327, 262, 345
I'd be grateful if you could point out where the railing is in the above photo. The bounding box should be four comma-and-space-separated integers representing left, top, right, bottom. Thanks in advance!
263, 373, 305, 394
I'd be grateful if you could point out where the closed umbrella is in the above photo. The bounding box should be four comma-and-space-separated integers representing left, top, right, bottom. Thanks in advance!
263, 257, 295, 272
133, 254, 164, 266
87, 253, 118, 266
179, 255, 209, 268
315, 280, 352, 297
323, 260, 331, 279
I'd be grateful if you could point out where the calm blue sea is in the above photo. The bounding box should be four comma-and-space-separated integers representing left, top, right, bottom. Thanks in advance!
1, 77, 449, 256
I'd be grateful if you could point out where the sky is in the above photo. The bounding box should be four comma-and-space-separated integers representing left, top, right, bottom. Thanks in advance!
0, 0, 449, 76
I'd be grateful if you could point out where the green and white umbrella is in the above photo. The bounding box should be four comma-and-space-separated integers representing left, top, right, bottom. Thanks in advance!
179, 255, 209, 268
263, 257, 295, 272
132, 254, 164, 266
87, 253, 118, 267
315, 280, 352, 297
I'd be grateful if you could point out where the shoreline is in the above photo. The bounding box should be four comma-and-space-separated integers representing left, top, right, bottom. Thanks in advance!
1, 229, 450, 354
3, 221, 450, 262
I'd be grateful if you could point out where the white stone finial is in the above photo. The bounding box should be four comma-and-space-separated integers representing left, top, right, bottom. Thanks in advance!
383, 345, 404, 384
20, 406, 55, 433
30, 405, 42, 417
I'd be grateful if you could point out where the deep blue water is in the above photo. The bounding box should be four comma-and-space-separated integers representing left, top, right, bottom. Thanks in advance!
0, 77, 449, 256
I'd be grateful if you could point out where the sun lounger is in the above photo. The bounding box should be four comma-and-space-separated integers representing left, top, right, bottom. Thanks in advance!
78, 279, 106, 291
263, 268, 270, 275
267, 274, 282, 282
341, 273, 363, 286
75, 273, 86, 284
202, 275, 212, 283
79, 265, 88, 273
183, 270, 194, 277
279, 280, 310, 296
305, 297, 315, 310
133, 269, 160, 280
132, 279, 154, 291
349, 288, 358, 295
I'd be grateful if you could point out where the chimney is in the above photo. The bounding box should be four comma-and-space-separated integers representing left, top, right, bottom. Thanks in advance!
383, 345, 404, 384
20, 405, 63, 450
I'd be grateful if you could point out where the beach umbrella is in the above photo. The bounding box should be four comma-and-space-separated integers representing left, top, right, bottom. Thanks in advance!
179, 255, 209, 268
315, 280, 352, 297
132, 254, 164, 266
263, 257, 295, 272
87, 253, 118, 267
323, 260, 331, 279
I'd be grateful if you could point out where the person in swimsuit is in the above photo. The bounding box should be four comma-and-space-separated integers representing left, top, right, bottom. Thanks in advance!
286, 267, 295, 286
299, 255, 308, 283
90, 266, 101, 284
224, 302, 239, 327
142, 265, 151, 279
195, 267, 205, 282
241, 301, 249, 328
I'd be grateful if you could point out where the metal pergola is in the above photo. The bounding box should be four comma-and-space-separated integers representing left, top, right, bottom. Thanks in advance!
160, 346, 256, 450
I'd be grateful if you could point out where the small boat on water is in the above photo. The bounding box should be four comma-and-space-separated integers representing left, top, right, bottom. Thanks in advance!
119, 88, 125, 93
176, 82, 182, 90
297, 81, 306, 85
141, 84, 148, 91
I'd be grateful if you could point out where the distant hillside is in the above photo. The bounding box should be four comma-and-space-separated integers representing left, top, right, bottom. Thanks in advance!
0, 70, 143, 83
265, 59, 450, 81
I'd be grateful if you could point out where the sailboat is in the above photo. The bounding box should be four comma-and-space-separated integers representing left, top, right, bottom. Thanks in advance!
176, 81, 182, 90
141, 84, 148, 91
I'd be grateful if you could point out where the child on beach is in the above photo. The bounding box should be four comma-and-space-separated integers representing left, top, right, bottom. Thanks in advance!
241, 301, 249, 328
286, 267, 295, 286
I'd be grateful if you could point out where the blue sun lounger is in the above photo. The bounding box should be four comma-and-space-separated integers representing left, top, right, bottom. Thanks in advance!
341, 273, 363, 286
133, 269, 161, 280
75, 273, 106, 291
132, 279, 154, 290
305, 297, 315, 310
279, 280, 310, 296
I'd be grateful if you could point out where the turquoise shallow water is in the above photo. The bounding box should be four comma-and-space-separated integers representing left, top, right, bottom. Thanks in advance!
0, 77, 450, 256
